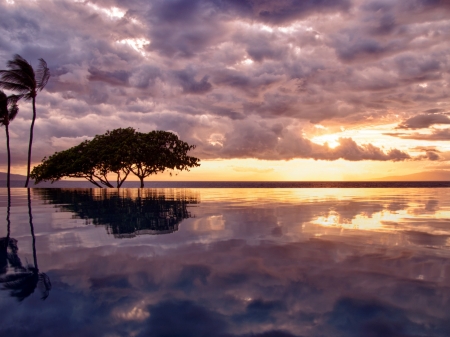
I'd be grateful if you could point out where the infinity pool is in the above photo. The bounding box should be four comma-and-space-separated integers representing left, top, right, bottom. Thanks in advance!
1, 188, 450, 336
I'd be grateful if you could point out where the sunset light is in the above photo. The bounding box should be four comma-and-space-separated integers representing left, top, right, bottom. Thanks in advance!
2, 1, 450, 335
0, 0, 449, 182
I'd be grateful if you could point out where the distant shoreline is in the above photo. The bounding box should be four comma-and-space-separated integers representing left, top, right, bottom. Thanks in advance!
1, 181, 450, 188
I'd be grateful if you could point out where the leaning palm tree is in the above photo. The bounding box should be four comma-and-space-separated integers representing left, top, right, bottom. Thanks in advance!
0, 54, 50, 187
0, 91, 20, 189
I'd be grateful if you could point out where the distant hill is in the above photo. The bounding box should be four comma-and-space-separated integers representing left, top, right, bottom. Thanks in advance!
0, 172, 27, 181
374, 170, 450, 181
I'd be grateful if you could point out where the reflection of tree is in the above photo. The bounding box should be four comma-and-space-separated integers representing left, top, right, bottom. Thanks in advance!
35, 189, 199, 238
0, 188, 51, 301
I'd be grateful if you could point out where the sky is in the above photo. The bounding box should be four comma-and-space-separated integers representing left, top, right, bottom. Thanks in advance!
0, 0, 450, 181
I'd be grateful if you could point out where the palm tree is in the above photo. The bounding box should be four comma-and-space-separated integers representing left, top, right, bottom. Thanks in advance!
0, 91, 20, 189
0, 54, 50, 187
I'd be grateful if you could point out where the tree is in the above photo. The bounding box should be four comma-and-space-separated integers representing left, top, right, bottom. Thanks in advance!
130, 130, 200, 187
0, 54, 50, 187
0, 91, 20, 189
30, 139, 106, 187
30, 128, 200, 188
87, 127, 136, 187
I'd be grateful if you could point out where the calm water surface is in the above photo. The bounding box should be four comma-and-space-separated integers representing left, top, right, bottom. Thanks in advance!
0, 188, 450, 336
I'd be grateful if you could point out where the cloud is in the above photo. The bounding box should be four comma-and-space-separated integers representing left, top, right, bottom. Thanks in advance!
174, 69, 213, 94
88, 67, 130, 86
423, 108, 448, 114
385, 128, 450, 140
198, 120, 411, 161
1, 0, 450, 171
397, 114, 450, 129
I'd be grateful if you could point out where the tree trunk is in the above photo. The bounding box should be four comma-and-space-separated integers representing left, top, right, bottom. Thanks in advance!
5, 123, 10, 189
140, 176, 144, 188
25, 97, 37, 188
6, 186, 11, 240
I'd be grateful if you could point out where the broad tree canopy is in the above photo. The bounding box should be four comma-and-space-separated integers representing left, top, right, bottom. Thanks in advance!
31, 128, 200, 187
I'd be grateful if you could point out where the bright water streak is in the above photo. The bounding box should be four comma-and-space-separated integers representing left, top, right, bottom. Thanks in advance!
0, 188, 449, 336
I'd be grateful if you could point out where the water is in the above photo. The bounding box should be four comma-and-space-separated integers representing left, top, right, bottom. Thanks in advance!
0, 188, 450, 336
2, 180, 450, 188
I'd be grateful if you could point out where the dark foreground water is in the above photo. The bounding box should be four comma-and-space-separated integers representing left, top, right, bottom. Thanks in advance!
0, 188, 450, 337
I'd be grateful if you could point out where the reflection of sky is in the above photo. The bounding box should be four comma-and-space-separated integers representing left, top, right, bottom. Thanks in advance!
0, 188, 450, 336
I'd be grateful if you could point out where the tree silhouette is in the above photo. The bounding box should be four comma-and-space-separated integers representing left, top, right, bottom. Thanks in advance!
130, 130, 200, 188
0, 91, 20, 189
0, 189, 51, 301
0, 54, 50, 187
31, 128, 200, 188
35, 188, 199, 238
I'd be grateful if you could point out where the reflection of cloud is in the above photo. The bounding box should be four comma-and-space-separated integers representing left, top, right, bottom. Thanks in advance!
3, 236, 449, 336
2, 188, 450, 335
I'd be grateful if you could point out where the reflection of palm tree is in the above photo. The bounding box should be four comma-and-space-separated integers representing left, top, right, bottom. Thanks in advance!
0, 188, 51, 301
36, 189, 198, 238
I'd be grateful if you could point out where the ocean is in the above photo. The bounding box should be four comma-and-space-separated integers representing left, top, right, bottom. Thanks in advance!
2, 180, 450, 188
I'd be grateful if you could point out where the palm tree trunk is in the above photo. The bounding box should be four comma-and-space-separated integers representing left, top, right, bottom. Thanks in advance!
6, 186, 11, 241
25, 97, 36, 188
5, 123, 10, 189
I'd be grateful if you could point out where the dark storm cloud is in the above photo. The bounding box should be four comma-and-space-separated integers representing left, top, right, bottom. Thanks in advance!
0, 0, 450, 169
148, 0, 352, 27
397, 114, 450, 129
246, 0, 352, 25
88, 67, 130, 86
174, 69, 213, 94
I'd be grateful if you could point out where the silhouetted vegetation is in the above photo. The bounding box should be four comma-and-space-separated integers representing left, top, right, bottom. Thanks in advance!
0, 54, 50, 187
0, 188, 51, 301
31, 128, 200, 188
35, 188, 198, 238
0, 91, 20, 189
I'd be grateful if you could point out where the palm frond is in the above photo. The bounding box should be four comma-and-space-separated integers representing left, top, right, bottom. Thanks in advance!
8, 100, 19, 122
0, 69, 35, 89
0, 270, 38, 302
0, 92, 20, 125
0, 80, 31, 96
36, 58, 50, 91
38, 273, 51, 300
0, 92, 7, 124
7, 54, 35, 79
7, 94, 21, 106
